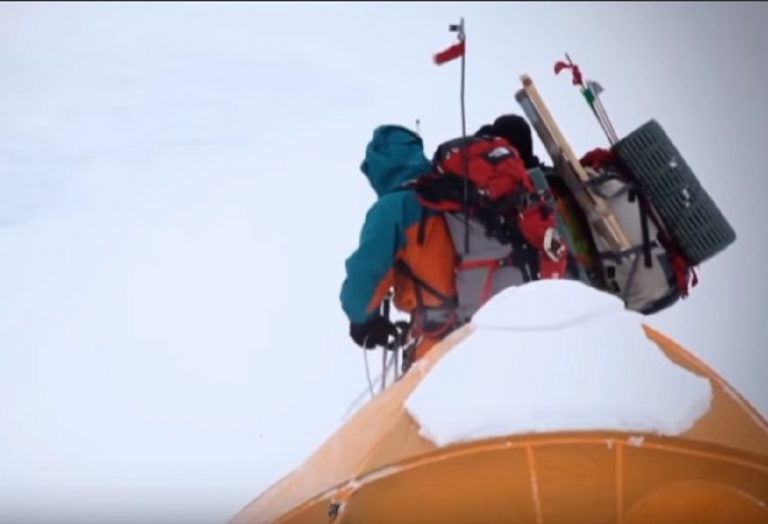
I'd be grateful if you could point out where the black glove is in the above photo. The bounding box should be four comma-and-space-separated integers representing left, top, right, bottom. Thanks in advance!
350, 315, 399, 350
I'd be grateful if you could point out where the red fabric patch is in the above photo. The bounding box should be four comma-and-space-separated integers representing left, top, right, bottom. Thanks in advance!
539, 252, 568, 279
437, 137, 530, 200
580, 147, 616, 169
434, 41, 465, 65
414, 195, 462, 212
554, 60, 583, 86
669, 249, 697, 297
517, 203, 556, 250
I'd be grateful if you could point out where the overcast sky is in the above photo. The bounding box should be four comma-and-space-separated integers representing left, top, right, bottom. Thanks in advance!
1, 2, 766, 522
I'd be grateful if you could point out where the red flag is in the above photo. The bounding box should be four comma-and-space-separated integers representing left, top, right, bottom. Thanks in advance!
554, 60, 583, 86
433, 41, 465, 65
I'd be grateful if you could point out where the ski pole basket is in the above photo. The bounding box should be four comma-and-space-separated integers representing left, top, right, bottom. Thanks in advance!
611, 119, 736, 265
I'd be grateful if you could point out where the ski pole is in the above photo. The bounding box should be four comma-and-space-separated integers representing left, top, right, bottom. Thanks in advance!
555, 54, 620, 145
380, 292, 393, 391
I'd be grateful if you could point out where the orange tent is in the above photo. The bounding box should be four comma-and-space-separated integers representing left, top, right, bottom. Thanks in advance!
233, 324, 768, 524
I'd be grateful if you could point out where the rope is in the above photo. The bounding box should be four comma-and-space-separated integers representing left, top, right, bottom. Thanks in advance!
381, 346, 388, 392
362, 348, 375, 400
341, 350, 398, 422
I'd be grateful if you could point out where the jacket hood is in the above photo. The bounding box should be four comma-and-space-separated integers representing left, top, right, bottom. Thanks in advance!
360, 125, 431, 196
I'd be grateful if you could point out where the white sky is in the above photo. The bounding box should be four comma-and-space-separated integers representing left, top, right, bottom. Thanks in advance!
0, 2, 766, 522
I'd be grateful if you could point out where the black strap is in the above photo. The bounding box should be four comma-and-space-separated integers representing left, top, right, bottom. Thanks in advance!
568, 172, 623, 195
497, 241, 537, 283
582, 169, 624, 189
598, 243, 658, 263
394, 259, 456, 305
417, 207, 427, 245
638, 197, 653, 268
395, 259, 458, 342
413, 272, 426, 310
571, 168, 634, 201
628, 188, 654, 269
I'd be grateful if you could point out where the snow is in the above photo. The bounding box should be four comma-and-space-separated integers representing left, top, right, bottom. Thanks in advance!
405, 280, 713, 447
0, 3, 766, 523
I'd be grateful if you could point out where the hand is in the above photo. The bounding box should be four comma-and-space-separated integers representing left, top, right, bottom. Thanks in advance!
350, 315, 399, 349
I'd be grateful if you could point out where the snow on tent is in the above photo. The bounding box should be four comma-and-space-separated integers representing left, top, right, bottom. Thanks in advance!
232, 281, 768, 524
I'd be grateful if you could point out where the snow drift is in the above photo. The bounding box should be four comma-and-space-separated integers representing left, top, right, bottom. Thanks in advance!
405, 280, 713, 447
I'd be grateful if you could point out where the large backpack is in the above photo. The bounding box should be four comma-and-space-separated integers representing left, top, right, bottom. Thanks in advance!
407, 135, 571, 323
566, 148, 697, 314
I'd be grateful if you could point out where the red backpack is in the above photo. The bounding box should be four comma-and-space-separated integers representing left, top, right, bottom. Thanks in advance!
400, 135, 567, 331
411, 135, 561, 264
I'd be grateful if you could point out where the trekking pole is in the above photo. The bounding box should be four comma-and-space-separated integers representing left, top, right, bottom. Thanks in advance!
555, 53, 620, 145
394, 342, 400, 381
380, 292, 392, 392
381, 344, 388, 392
362, 348, 375, 399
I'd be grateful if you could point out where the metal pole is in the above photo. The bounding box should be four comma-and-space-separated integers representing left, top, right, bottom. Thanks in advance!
454, 18, 470, 254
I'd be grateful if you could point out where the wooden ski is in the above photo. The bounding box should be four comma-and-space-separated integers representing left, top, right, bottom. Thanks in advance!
515, 75, 631, 252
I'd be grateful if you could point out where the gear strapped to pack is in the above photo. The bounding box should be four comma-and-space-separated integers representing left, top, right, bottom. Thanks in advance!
578, 148, 698, 313
393, 259, 460, 340
404, 134, 566, 323
379, 135, 567, 367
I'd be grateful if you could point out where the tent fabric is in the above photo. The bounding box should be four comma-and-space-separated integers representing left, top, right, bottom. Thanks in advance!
232, 324, 768, 524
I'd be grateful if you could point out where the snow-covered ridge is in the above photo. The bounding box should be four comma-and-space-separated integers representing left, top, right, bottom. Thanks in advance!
405, 280, 713, 447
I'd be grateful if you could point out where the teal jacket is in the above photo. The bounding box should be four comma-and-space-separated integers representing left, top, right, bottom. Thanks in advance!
340, 125, 456, 324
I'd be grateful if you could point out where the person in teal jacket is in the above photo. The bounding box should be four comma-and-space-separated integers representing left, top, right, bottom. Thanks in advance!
340, 125, 459, 352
